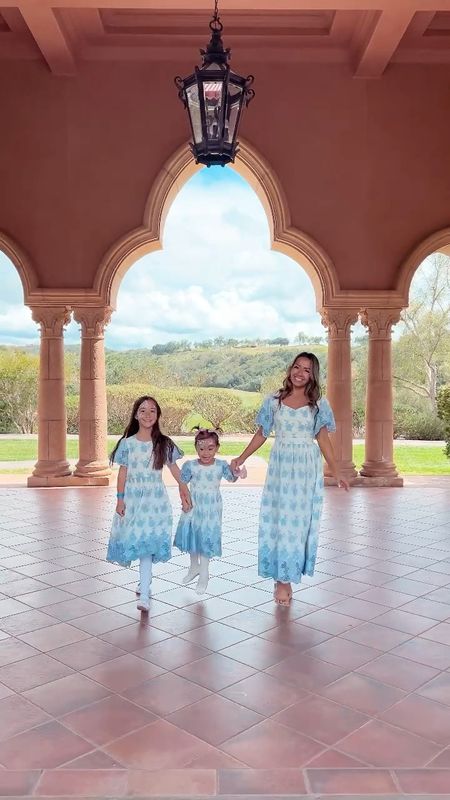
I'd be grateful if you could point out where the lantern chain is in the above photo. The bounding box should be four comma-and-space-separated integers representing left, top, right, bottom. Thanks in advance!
210, 0, 222, 33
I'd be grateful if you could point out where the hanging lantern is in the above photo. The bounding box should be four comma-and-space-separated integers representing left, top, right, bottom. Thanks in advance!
175, 0, 255, 167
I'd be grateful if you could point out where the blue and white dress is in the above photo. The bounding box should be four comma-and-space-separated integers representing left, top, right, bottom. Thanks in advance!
256, 395, 336, 584
174, 459, 237, 558
106, 435, 183, 567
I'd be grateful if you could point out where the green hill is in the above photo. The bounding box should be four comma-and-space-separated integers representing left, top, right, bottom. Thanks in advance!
105, 343, 328, 393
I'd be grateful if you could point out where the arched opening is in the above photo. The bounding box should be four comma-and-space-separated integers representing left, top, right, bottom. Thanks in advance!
95, 140, 339, 311
103, 165, 327, 443
394, 240, 450, 444
0, 249, 39, 439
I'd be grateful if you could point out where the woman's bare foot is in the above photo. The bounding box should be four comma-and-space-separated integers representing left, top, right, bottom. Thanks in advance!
273, 581, 292, 606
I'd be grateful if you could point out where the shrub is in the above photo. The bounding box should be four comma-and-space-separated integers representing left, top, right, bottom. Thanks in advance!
106, 385, 196, 434
191, 390, 242, 430
160, 404, 191, 435
352, 405, 365, 438
394, 407, 445, 441
224, 406, 259, 434
437, 385, 450, 457
66, 395, 79, 434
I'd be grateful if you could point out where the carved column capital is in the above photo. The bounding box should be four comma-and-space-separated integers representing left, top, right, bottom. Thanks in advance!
73, 306, 112, 338
360, 308, 401, 339
31, 306, 71, 337
320, 308, 359, 339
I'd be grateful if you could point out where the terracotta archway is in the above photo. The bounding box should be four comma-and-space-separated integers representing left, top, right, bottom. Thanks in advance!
396, 226, 450, 306
0, 232, 38, 302
94, 139, 340, 311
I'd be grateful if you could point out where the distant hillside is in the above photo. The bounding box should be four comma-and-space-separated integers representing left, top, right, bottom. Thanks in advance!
1, 341, 328, 393
106, 344, 328, 392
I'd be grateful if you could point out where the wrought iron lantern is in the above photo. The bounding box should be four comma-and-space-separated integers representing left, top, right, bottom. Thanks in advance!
175, 0, 255, 167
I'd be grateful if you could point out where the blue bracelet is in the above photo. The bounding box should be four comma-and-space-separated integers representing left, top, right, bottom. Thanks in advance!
117, 492, 125, 499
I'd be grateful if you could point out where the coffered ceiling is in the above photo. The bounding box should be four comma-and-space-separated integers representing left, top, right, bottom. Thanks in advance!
1, 1, 450, 77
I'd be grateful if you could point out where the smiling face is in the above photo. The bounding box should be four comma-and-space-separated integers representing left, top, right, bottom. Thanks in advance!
196, 437, 219, 465
290, 356, 312, 389
135, 399, 158, 430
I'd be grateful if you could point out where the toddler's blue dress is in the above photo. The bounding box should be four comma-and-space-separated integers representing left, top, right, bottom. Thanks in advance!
106, 435, 183, 567
174, 458, 237, 558
256, 395, 335, 584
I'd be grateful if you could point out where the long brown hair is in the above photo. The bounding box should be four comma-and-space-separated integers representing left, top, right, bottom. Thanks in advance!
110, 395, 175, 470
275, 352, 321, 412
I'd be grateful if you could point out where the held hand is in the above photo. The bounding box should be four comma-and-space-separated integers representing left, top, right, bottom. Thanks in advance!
181, 497, 192, 512
179, 484, 192, 512
116, 499, 126, 517
230, 457, 243, 474
233, 464, 247, 479
337, 477, 350, 492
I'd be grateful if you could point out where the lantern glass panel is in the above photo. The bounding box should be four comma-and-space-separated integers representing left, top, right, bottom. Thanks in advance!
186, 84, 203, 144
202, 79, 224, 142
225, 82, 243, 144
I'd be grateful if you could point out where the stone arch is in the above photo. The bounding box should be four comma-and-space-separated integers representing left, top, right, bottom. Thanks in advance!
95, 139, 340, 310
396, 227, 450, 306
0, 231, 38, 302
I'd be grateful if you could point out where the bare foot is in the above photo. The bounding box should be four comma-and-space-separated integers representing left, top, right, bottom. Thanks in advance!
273, 581, 292, 606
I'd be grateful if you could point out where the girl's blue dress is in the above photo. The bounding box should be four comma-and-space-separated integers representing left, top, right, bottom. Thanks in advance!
256, 395, 336, 584
106, 435, 183, 567
174, 458, 237, 558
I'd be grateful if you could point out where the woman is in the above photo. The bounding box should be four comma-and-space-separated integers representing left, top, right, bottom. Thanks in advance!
231, 352, 349, 606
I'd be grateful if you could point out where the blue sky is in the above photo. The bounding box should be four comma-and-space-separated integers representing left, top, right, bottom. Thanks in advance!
0, 168, 356, 348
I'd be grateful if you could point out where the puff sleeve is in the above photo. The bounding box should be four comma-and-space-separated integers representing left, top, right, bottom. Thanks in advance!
167, 443, 184, 464
180, 460, 192, 483
113, 438, 129, 467
313, 398, 336, 437
255, 394, 276, 437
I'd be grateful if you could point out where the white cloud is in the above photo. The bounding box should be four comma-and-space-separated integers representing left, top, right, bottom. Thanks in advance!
0, 168, 324, 348
106, 168, 321, 347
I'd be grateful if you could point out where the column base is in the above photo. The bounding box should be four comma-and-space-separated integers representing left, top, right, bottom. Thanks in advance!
360, 461, 398, 479
27, 474, 113, 487
73, 460, 111, 480
325, 474, 404, 487
325, 461, 358, 481
31, 460, 71, 479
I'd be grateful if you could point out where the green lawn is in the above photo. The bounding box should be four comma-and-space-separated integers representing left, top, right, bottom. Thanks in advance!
0, 438, 448, 475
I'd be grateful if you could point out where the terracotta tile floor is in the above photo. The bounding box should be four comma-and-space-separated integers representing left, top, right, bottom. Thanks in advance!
0, 484, 449, 798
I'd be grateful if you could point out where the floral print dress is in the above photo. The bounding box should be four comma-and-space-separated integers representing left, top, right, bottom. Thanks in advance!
174, 458, 237, 558
106, 435, 183, 567
256, 395, 335, 583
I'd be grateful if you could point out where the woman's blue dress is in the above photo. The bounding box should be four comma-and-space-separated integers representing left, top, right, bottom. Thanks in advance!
106, 435, 183, 567
256, 395, 335, 584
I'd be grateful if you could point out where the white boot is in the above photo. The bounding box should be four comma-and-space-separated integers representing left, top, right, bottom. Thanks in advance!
183, 553, 200, 585
137, 557, 152, 612
196, 555, 210, 595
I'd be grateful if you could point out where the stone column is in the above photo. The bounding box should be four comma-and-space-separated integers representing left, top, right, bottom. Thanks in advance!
73, 307, 112, 484
360, 308, 402, 483
321, 308, 358, 482
28, 306, 72, 486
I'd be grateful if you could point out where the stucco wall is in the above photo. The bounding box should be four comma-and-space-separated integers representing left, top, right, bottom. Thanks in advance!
1, 59, 449, 292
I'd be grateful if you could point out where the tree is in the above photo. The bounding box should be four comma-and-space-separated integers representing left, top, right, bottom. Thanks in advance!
296, 331, 325, 345
260, 371, 285, 395
192, 390, 242, 430
437, 385, 450, 457
394, 253, 450, 410
0, 350, 39, 433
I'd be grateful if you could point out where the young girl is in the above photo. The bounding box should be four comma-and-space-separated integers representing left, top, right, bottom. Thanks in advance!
231, 352, 349, 607
174, 428, 246, 595
106, 395, 191, 613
